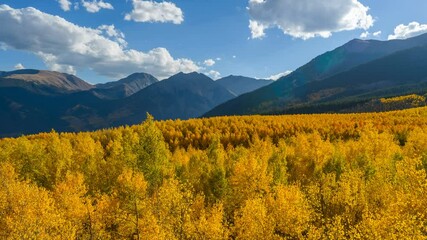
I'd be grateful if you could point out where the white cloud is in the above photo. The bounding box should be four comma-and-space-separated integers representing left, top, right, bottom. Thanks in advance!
207, 70, 221, 80
14, 63, 25, 70
249, 0, 264, 3
203, 59, 215, 67
232, 55, 237, 59
57, 0, 72, 11
360, 31, 369, 39
97, 24, 127, 47
360, 30, 381, 39
388, 22, 427, 40
81, 0, 113, 13
373, 31, 381, 37
0, 5, 199, 79
125, 0, 183, 24
249, 20, 266, 39
216, 57, 221, 61
248, 0, 374, 40
268, 70, 292, 80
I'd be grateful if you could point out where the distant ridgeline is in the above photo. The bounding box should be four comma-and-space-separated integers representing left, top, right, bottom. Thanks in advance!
345, 94, 427, 113
1, 108, 427, 238
0, 70, 272, 137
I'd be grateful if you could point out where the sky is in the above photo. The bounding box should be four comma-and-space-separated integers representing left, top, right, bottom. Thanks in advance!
0, 0, 427, 84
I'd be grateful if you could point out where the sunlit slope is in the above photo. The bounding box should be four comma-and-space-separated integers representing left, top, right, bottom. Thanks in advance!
205, 34, 427, 117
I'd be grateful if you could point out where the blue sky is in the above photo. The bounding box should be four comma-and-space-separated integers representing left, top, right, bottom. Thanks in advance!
1, 0, 427, 83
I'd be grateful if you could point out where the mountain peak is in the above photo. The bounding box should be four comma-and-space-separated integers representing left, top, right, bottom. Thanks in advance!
341, 38, 373, 53
175, 71, 203, 77
114, 70, 235, 122
168, 72, 212, 82
116, 72, 157, 84
94, 72, 158, 99
125, 72, 152, 79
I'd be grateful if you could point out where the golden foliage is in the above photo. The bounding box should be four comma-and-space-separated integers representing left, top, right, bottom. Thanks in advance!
1, 107, 427, 238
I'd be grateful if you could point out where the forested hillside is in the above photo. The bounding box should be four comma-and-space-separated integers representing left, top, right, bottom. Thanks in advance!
205, 33, 427, 117
1, 108, 427, 239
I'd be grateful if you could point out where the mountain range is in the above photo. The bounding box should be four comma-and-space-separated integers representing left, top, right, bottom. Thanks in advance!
2, 33, 427, 137
0, 70, 269, 136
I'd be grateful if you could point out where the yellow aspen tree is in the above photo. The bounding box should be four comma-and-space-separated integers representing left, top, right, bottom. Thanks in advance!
153, 178, 193, 239
229, 146, 272, 210
70, 133, 106, 193
233, 198, 274, 240
268, 140, 289, 186
43, 132, 74, 188
115, 168, 164, 240
136, 114, 171, 192
267, 185, 312, 238
53, 172, 94, 239
0, 163, 74, 239
183, 196, 229, 239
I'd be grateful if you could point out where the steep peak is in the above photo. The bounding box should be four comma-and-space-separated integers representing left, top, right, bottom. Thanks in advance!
340, 38, 373, 53
93, 72, 159, 99
168, 71, 212, 82
97, 72, 158, 88
124, 72, 154, 78
117, 72, 158, 84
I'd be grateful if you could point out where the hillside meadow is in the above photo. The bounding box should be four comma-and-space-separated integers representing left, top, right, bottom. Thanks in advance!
1, 107, 427, 239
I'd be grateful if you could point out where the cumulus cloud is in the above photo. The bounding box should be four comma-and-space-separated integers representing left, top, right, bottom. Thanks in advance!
207, 70, 221, 80
81, 0, 113, 13
203, 59, 215, 67
249, 20, 266, 39
248, 0, 374, 40
97, 24, 127, 47
268, 70, 292, 80
388, 22, 427, 40
14, 63, 25, 70
125, 0, 183, 24
0, 5, 199, 79
57, 0, 72, 11
373, 31, 382, 37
